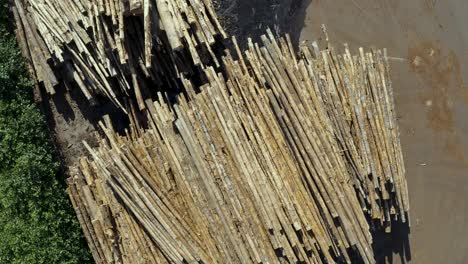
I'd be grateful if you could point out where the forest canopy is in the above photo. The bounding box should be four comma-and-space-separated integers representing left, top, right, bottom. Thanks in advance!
0, 2, 91, 263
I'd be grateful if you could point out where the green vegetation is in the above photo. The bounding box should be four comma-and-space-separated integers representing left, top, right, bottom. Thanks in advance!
0, 3, 91, 263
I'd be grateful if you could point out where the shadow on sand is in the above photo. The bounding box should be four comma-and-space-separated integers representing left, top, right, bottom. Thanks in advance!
372, 219, 412, 264
225, 0, 311, 49
286, 0, 312, 47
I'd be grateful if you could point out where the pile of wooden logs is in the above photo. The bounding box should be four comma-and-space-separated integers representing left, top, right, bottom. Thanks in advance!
10, 0, 409, 262
11, 0, 226, 110
67, 31, 409, 263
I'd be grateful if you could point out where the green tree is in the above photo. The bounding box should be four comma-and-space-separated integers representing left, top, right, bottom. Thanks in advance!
0, 2, 91, 263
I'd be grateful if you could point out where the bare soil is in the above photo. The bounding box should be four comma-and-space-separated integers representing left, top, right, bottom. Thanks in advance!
38, 82, 128, 166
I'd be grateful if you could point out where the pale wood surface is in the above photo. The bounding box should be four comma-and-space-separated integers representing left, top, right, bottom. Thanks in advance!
11, 1, 409, 263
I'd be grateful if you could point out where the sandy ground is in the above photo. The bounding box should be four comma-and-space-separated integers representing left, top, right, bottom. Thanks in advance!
299, 0, 468, 263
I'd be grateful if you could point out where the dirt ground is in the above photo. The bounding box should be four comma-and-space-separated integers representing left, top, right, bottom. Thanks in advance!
39, 81, 129, 166
298, 0, 468, 263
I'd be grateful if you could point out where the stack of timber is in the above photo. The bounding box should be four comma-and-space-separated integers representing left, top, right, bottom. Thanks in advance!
67, 32, 410, 263
11, 0, 226, 110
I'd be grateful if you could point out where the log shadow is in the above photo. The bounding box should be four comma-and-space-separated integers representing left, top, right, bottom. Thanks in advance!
372, 218, 412, 264
39, 78, 130, 167
221, 0, 311, 50
66, 81, 129, 134
286, 0, 312, 47
51, 83, 76, 122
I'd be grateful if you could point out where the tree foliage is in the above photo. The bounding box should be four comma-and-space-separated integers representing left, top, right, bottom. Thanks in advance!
0, 2, 91, 263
